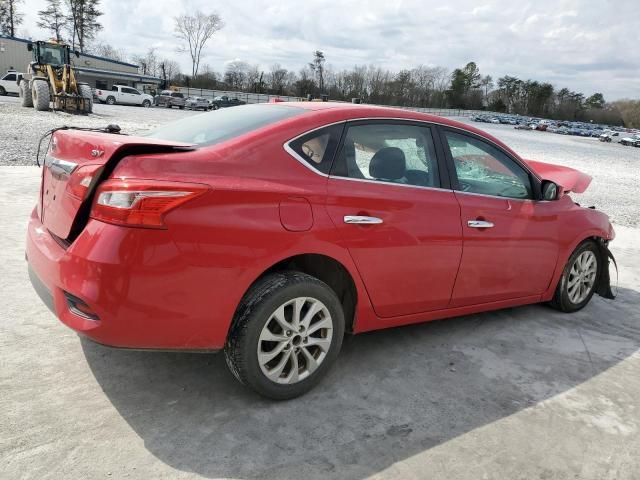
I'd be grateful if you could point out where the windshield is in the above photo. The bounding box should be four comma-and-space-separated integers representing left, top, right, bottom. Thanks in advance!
146, 104, 304, 146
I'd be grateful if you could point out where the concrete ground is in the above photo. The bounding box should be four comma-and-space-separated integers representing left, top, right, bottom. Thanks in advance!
1, 166, 639, 480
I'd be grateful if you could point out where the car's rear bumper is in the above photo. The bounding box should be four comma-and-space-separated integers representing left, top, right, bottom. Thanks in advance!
25, 207, 229, 350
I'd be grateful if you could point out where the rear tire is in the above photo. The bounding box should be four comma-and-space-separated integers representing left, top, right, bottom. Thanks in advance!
549, 241, 601, 313
225, 271, 345, 400
32, 79, 50, 111
78, 84, 93, 113
0, 86, 6, 96
19, 80, 33, 107
106, 96, 116, 105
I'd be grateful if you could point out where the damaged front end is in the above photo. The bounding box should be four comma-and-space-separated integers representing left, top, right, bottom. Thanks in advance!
595, 239, 618, 300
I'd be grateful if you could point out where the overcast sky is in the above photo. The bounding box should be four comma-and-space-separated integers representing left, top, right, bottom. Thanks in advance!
20, 0, 640, 99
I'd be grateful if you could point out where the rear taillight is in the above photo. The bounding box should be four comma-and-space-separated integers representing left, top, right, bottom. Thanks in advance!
90, 179, 208, 228
66, 164, 102, 200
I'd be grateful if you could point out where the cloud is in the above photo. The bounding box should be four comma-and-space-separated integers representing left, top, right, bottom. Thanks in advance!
19, 0, 640, 99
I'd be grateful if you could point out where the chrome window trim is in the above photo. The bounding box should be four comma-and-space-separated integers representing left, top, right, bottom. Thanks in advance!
282, 116, 543, 199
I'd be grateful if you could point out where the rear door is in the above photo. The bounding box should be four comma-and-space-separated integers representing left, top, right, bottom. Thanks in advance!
324, 121, 463, 318
439, 128, 560, 307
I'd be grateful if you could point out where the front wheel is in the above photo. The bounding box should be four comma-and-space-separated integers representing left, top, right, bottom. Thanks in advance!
225, 272, 345, 400
550, 241, 600, 313
142, 99, 151, 108
19, 79, 33, 107
32, 79, 50, 111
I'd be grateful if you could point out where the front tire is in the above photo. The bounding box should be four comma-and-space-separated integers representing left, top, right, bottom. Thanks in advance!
142, 99, 151, 108
550, 241, 601, 313
32, 79, 50, 111
0, 86, 6, 96
19, 79, 33, 107
225, 272, 345, 400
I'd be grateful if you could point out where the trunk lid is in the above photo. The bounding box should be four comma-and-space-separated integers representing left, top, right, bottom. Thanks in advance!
40, 129, 192, 240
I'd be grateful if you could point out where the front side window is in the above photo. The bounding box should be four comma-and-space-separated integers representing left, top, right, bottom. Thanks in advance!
288, 124, 343, 174
3, 73, 16, 81
444, 131, 532, 199
331, 123, 440, 188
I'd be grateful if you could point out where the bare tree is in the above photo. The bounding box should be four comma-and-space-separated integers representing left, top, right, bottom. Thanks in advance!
223, 60, 248, 90
132, 48, 158, 76
308, 50, 325, 92
91, 42, 128, 62
267, 64, 288, 95
66, 0, 103, 52
0, 0, 23, 37
174, 11, 223, 78
37, 0, 67, 42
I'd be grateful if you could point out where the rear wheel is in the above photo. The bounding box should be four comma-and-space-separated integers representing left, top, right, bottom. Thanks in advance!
550, 241, 600, 313
0, 86, 6, 96
32, 79, 50, 111
106, 96, 116, 105
225, 272, 344, 400
78, 84, 93, 113
19, 80, 33, 107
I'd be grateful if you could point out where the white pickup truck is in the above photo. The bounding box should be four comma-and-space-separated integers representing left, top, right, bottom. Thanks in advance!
95, 85, 153, 107
0, 71, 22, 96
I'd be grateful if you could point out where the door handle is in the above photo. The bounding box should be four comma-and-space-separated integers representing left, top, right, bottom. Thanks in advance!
467, 220, 494, 228
344, 215, 383, 225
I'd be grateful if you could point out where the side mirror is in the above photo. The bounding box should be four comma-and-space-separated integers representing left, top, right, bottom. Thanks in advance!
27, 43, 33, 52
541, 180, 559, 201
74, 50, 80, 58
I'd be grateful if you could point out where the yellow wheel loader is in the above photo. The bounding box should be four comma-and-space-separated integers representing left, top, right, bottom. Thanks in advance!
19, 40, 92, 114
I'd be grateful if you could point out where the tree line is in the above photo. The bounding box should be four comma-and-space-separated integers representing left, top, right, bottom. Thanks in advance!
2, 3, 637, 126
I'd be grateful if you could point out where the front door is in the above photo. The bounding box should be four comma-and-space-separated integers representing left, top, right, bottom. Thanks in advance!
325, 121, 463, 318
441, 129, 560, 307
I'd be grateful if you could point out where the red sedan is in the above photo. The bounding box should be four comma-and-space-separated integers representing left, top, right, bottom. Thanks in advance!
26, 102, 616, 399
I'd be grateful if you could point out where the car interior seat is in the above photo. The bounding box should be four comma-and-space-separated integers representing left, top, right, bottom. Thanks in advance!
369, 147, 407, 184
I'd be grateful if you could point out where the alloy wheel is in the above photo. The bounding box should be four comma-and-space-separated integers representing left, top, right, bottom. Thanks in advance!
567, 250, 597, 304
257, 297, 333, 384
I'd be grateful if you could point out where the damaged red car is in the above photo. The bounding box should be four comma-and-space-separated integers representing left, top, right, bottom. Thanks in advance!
26, 102, 616, 399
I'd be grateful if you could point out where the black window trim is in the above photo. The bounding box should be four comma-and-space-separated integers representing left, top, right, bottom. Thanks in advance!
283, 116, 543, 198
284, 118, 452, 193
435, 125, 543, 201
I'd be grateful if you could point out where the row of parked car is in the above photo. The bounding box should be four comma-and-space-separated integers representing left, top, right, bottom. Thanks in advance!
93, 85, 247, 110
471, 113, 640, 147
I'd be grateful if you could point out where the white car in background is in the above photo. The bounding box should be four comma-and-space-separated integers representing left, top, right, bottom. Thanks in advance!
0, 71, 22, 96
95, 85, 154, 107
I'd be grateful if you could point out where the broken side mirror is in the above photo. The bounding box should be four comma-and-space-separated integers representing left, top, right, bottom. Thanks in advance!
541, 180, 559, 201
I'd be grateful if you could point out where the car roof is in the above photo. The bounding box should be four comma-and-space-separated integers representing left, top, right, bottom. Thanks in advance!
269, 101, 521, 159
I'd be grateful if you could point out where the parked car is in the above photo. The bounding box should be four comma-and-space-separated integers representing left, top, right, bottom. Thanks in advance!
619, 135, 640, 146
211, 95, 246, 109
599, 133, 613, 142
0, 70, 22, 96
155, 90, 186, 109
185, 96, 210, 111
26, 103, 616, 399
95, 85, 153, 107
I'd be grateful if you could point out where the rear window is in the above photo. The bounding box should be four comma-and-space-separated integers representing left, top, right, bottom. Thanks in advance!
146, 104, 304, 146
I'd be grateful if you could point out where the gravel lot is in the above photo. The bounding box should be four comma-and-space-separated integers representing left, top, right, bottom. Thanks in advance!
2, 95, 638, 227
1, 96, 640, 479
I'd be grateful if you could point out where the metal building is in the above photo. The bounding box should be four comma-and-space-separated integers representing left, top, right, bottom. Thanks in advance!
0, 36, 162, 93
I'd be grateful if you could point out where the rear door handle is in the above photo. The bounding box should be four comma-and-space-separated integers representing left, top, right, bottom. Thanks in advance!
344, 215, 383, 225
467, 220, 494, 228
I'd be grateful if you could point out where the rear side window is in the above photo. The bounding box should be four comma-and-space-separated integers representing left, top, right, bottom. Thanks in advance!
147, 104, 304, 146
288, 124, 344, 174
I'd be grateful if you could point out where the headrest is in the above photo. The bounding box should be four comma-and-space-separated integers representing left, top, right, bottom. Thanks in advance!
369, 147, 406, 180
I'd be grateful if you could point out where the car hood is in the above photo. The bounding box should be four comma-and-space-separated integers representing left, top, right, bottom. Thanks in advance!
524, 159, 592, 194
